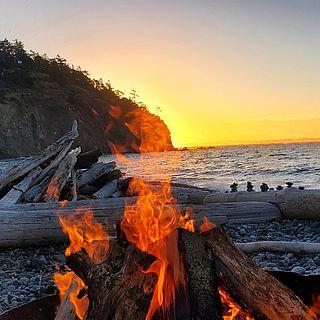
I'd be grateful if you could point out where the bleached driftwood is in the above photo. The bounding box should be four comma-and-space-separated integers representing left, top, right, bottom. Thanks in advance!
0, 167, 42, 206
76, 162, 116, 189
70, 169, 77, 202
236, 241, 320, 254
43, 148, 81, 203
0, 201, 281, 248
93, 180, 118, 199
0, 121, 78, 194
203, 188, 320, 220
22, 170, 55, 203
30, 141, 74, 188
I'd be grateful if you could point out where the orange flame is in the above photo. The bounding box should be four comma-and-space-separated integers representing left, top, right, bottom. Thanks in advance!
121, 177, 194, 319
54, 272, 89, 319
219, 288, 254, 320
199, 216, 216, 233
309, 295, 320, 317
54, 207, 110, 319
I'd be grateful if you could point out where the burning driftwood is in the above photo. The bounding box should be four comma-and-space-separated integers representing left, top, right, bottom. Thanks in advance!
55, 226, 316, 320
61, 227, 224, 320
202, 227, 313, 320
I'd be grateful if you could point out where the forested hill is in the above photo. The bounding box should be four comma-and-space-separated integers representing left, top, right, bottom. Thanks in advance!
0, 40, 173, 159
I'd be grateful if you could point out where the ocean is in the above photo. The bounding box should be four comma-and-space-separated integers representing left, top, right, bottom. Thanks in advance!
101, 142, 320, 192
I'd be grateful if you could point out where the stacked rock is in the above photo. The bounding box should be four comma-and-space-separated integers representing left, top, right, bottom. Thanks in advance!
260, 183, 269, 192
230, 182, 238, 193
246, 181, 254, 192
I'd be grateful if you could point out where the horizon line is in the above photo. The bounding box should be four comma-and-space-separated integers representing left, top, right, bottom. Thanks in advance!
176, 137, 320, 150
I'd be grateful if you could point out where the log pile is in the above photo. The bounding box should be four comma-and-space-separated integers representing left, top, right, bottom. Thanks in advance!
0, 122, 129, 206
56, 226, 317, 320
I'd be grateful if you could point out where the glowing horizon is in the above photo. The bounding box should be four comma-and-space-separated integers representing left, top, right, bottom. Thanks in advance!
1, 0, 320, 148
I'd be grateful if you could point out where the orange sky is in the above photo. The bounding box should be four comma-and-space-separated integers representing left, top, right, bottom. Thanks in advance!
1, 1, 320, 147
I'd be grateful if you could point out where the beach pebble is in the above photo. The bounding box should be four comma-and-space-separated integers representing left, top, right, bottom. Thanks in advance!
291, 266, 306, 274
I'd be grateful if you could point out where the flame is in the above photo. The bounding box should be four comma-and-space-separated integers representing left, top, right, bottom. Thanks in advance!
309, 295, 320, 317
54, 207, 110, 319
54, 272, 89, 319
219, 288, 254, 320
199, 216, 216, 233
121, 177, 194, 319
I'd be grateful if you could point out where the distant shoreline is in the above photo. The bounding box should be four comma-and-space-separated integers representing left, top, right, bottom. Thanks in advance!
177, 138, 320, 151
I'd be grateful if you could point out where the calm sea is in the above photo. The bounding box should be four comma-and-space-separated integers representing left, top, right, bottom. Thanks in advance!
1, 142, 319, 192
101, 142, 320, 192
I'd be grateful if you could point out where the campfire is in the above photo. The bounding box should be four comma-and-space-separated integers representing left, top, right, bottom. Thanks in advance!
53, 177, 319, 319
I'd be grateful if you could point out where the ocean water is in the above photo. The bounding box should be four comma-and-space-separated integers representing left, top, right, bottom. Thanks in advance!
101, 142, 320, 192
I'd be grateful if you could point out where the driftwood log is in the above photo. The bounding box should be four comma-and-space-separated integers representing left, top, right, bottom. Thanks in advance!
76, 162, 116, 189
202, 227, 313, 320
236, 241, 320, 254
0, 200, 281, 248
75, 148, 102, 170
204, 188, 320, 220
0, 167, 42, 206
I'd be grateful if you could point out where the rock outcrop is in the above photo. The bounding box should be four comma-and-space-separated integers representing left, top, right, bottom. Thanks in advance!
0, 40, 173, 159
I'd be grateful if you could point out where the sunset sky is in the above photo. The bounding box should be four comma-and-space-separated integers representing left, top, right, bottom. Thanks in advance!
1, 0, 320, 147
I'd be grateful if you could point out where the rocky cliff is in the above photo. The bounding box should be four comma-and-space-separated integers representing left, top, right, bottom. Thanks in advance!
0, 40, 173, 159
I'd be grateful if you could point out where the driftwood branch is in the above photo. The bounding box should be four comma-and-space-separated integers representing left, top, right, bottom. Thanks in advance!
43, 148, 81, 202
236, 241, 320, 254
70, 169, 77, 202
